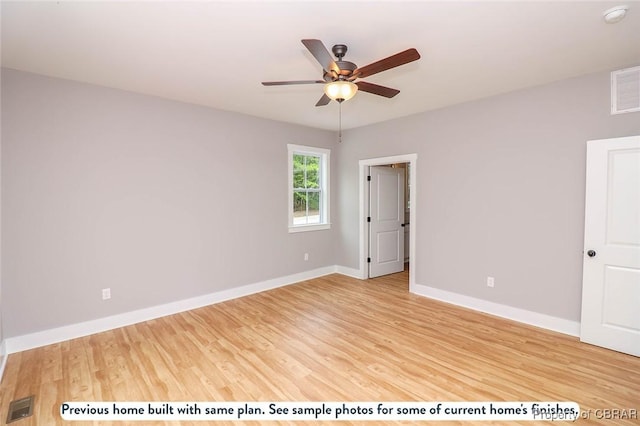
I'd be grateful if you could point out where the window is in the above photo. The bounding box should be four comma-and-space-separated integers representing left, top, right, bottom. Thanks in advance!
288, 144, 330, 232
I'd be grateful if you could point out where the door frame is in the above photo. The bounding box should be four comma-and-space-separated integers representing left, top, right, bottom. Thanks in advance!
358, 154, 417, 290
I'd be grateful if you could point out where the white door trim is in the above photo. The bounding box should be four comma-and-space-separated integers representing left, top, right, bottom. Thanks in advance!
358, 154, 417, 289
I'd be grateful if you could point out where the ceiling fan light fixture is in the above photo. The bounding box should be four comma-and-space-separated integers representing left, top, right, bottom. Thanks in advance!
603, 5, 628, 23
324, 80, 358, 102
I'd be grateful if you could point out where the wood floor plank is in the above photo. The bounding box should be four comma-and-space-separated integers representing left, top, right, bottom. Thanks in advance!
1, 270, 638, 425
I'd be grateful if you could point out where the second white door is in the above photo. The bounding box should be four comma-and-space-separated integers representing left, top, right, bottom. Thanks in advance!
369, 166, 405, 278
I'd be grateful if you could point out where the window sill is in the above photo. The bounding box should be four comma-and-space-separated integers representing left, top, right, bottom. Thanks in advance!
288, 223, 331, 233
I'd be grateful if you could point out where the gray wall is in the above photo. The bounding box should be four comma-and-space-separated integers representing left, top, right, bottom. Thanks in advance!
3, 66, 639, 339
1, 69, 338, 338
336, 69, 640, 322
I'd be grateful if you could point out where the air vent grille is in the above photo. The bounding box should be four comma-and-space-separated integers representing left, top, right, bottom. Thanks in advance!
6, 395, 35, 424
611, 66, 640, 114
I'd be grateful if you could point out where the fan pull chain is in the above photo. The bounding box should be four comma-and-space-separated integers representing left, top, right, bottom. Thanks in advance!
338, 101, 342, 143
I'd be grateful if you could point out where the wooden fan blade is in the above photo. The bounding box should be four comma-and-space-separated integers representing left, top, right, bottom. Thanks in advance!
301, 39, 340, 74
262, 80, 325, 86
315, 94, 331, 106
353, 48, 420, 79
356, 81, 400, 98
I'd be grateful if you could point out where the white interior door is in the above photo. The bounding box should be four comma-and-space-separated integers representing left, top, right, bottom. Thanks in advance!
580, 135, 640, 356
369, 166, 405, 278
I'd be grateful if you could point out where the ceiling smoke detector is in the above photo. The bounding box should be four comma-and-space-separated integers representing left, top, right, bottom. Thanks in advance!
603, 5, 629, 23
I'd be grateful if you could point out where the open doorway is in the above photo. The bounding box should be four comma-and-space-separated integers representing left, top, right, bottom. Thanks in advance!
358, 154, 417, 290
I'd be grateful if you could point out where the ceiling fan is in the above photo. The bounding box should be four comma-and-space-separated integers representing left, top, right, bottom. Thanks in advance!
262, 39, 421, 106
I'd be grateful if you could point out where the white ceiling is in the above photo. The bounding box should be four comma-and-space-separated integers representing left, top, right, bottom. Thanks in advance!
2, 1, 639, 130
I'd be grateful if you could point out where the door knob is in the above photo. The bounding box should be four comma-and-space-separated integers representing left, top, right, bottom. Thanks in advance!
587, 250, 596, 258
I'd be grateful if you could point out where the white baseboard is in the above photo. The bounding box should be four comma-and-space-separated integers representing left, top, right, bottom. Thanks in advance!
4, 269, 581, 357
5, 266, 338, 354
334, 265, 364, 279
0, 340, 7, 384
411, 283, 580, 337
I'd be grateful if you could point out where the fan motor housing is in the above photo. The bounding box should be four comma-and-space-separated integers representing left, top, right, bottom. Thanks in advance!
323, 61, 357, 81
331, 44, 356, 78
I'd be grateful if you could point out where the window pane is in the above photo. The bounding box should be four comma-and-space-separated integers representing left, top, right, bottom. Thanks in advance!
293, 154, 305, 171
293, 190, 308, 225
293, 168, 305, 190
305, 155, 320, 189
307, 191, 321, 224
293, 155, 305, 189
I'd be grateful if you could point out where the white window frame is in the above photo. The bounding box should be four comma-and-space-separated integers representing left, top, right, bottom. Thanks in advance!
288, 144, 330, 233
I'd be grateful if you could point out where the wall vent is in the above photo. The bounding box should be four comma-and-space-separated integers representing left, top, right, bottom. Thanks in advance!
6, 395, 35, 423
611, 66, 640, 114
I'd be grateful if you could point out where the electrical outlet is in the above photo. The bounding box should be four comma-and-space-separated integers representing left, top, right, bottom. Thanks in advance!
304, 253, 309, 261
487, 277, 495, 288
102, 288, 111, 300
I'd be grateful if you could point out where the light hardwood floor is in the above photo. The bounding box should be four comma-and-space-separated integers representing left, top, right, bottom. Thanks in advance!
1, 270, 638, 425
